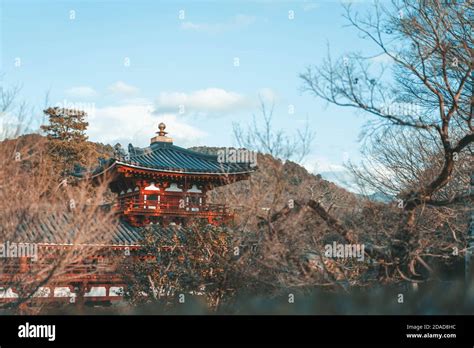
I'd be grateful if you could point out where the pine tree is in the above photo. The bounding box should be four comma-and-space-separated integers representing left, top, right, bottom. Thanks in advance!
40, 107, 95, 177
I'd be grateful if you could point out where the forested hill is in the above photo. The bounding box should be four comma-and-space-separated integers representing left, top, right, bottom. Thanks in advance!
3, 134, 360, 214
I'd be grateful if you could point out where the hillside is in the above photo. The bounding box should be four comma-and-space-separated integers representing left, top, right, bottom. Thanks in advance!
4, 134, 358, 206
189, 146, 361, 230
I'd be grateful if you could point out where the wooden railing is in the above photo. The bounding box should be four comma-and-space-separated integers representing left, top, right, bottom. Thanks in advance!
115, 198, 230, 218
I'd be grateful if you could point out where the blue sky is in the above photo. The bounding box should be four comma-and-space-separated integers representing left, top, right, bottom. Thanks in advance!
0, 0, 386, 186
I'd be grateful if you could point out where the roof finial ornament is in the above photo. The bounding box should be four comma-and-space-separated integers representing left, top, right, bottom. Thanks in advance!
157, 122, 167, 136
150, 122, 173, 145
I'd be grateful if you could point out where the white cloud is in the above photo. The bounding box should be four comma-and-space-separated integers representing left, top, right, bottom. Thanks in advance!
155, 88, 253, 115
180, 14, 256, 33
108, 81, 139, 96
65, 86, 98, 98
300, 155, 361, 192
303, 155, 346, 174
87, 102, 206, 148
319, 170, 360, 193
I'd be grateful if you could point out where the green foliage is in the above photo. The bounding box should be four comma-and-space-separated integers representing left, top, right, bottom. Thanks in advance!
40, 107, 95, 177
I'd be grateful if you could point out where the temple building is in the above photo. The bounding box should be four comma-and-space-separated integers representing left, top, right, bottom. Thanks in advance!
93, 122, 253, 227
0, 123, 255, 306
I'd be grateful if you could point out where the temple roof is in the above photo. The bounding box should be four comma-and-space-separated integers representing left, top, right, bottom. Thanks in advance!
13, 212, 194, 247
92, 123, 256, 177
121, 142, 254, 175
14, 213, 142, 246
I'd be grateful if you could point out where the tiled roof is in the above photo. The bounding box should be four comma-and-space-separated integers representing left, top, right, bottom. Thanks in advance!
131, 143, 253, 174
12, 213, 189, 247
92, 143, 255, 176
12, 210, 226, 247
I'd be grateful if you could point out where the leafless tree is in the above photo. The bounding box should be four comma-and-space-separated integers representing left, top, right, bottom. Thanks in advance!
209, 101, 372, 294
300, 0, 473, 280
233, 97, 314, 163
0, 85, 115, 313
